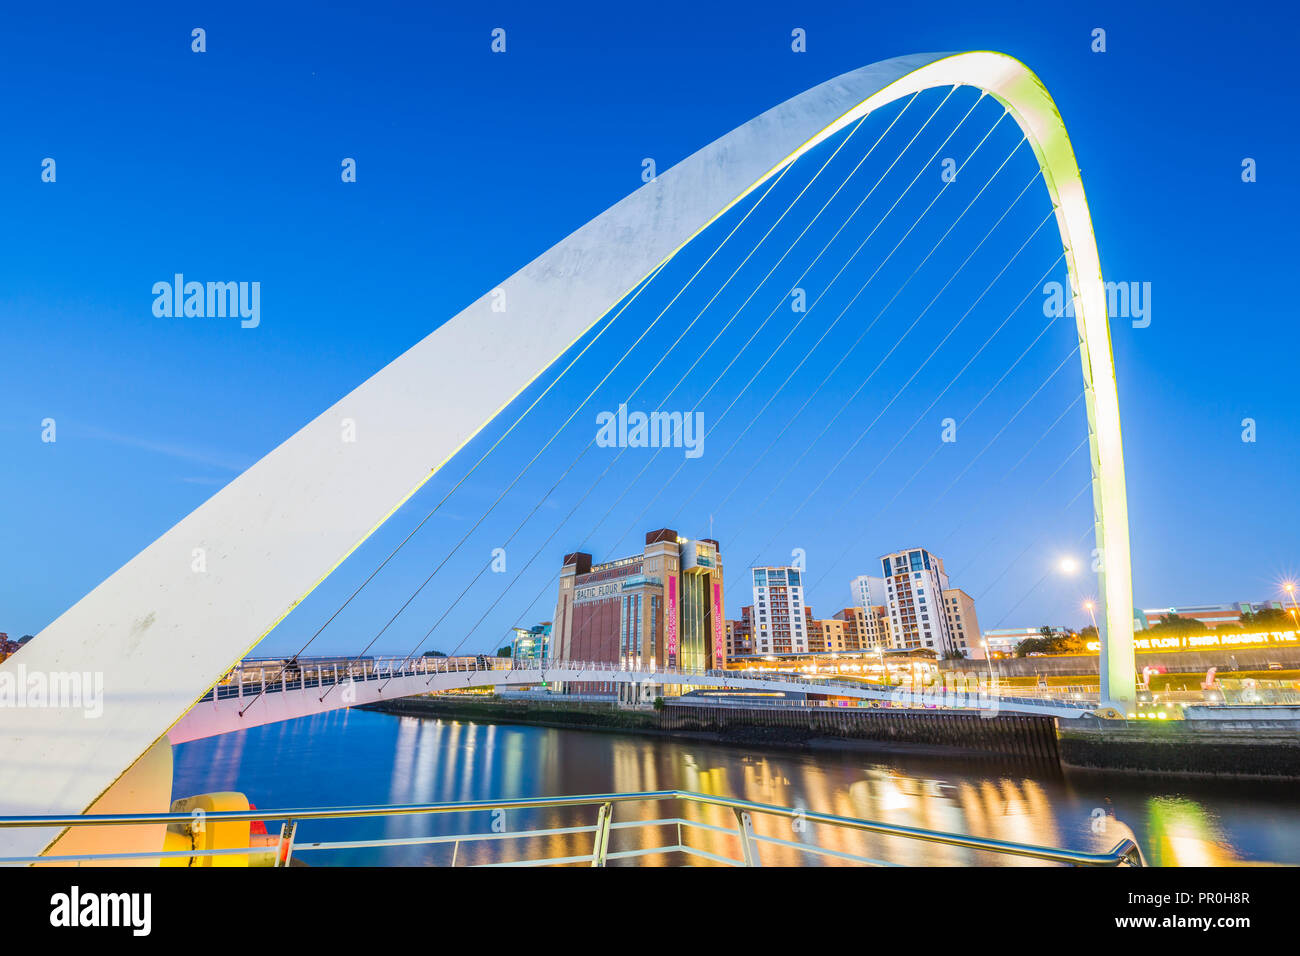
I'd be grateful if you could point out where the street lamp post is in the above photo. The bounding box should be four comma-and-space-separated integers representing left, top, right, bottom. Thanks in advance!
1283, 583, 1299, 629
1083, 600, 1104, 698
1062, 554, 1123, 707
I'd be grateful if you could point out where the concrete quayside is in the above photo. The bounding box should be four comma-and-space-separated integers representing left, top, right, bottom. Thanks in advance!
364, 694, 1300, 779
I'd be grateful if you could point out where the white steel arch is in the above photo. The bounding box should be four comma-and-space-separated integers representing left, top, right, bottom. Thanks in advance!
0, 51, 1134, 859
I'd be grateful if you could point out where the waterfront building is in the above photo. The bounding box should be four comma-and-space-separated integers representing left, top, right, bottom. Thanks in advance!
832, 603, 892, 650
830, 606, 865, 651
981, 625, 1072, 657
942, 588, 982, 659
728, 616, 748, 660
552, 529, 725, 696
850, 574, 894, 649
727, 650, 938, 684
879, 548, 961, 657
866, 604, 892, 649
804, 612, 820, 652
804, 609, 848, 654
750, 566, 807, 655
1139, 601, 1286, 631
510, 622, 552, 662
851, 574, 886, 609
725, 612, 754, 659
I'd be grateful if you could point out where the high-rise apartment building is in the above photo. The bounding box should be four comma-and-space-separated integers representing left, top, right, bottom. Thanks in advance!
851, 575, 886, 613
850, 574, 894, 649
750, 566, 807, 655
879, 548, 961, 656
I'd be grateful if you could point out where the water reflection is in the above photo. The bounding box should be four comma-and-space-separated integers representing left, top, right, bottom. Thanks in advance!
171, 710, 1297, 867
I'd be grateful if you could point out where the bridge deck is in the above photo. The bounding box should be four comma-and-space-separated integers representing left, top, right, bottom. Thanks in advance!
169, 658, 1096, 743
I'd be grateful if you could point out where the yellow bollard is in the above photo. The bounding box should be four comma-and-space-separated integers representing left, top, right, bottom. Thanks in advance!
165, 793, 254, 867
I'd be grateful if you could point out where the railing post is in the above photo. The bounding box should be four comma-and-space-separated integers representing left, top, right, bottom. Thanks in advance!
1113, 839, 1146, 867
274, 820, 297, 868
733, 809, 760, 867
591, 802, 614, 867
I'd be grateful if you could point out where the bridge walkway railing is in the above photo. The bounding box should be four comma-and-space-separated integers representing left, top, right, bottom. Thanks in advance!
198, 657, 1101, 713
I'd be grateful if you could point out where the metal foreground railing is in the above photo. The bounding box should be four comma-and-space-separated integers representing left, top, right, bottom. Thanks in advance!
0, 791, 1144, 867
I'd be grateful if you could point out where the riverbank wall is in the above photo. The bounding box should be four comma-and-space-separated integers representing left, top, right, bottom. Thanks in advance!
364, 695, 1300, 779
364, 695, 1059, 763
1058, 713, 1300, 778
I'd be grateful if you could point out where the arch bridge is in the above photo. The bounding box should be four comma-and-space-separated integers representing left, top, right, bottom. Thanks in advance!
0, 50, 1134, 862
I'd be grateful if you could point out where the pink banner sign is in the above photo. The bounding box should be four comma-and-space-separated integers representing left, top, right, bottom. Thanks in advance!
712, 581, 724, 663
666, 576, 678, 664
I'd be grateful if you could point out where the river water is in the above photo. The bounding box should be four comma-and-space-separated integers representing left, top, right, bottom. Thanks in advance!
172, 709, 1300, 866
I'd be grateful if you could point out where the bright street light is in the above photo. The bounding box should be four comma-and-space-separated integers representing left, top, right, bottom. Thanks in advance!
1058, 557, 1079, 575
1283, 582, 1299, 623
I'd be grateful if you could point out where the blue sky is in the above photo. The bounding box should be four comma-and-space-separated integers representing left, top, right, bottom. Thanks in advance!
2, 0, 1296, 654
